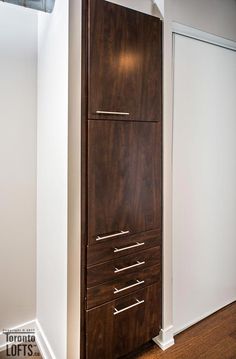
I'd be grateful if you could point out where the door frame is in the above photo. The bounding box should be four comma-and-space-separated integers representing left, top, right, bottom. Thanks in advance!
172, 22, 236, 51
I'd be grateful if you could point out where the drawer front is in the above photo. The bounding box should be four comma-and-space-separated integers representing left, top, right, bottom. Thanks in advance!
87, 228, 161, 266
86, 283, 161, 359
87, 246, 160, 288
87, 264, 160, 309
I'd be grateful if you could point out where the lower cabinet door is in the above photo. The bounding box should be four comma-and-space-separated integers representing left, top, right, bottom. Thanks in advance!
88, 120, 162, 245
86, 283, 161, 359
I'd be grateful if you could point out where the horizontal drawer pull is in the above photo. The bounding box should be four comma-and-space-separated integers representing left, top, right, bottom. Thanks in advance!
114, 299, 144, 315
114, 280, 145, 294
96, 230, 129, 241
114, 242, 145, 253
114, 260, 145, 273
96, 110, 130, 115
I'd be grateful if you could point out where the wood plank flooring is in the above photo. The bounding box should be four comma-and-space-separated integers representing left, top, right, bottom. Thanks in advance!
132, 301, 236, 359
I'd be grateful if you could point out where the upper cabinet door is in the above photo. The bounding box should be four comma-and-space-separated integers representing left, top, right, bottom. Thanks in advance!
88, 120, 162, 245
88, 0, 162, 122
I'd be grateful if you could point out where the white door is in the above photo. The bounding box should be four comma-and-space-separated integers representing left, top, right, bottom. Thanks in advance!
173, 33, 236, 333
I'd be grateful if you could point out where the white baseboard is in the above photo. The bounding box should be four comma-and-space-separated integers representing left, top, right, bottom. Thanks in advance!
153, 325, 175, 351
153, 299, 236, 351
0, 319, 55, 359
35, 319, 56, 359
0, 320, 36, 352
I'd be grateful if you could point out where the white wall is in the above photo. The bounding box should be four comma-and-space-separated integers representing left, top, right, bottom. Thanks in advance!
37, 0, 69, 357
170, 0, 236, 41
0, 2, 37, 333
163, 0, 236, 341
173, 34, 236, 333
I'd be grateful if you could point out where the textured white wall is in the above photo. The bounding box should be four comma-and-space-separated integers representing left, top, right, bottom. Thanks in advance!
0, 2, 37, 332
173, 34, 236, 333
37, 0, 69, 357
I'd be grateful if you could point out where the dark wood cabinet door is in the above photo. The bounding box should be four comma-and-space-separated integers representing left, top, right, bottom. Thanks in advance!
88, 0, 162, 122
88, 120, 162, 244
86, 283, 161, 359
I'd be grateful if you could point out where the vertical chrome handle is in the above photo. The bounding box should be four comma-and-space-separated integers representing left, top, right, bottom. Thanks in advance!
96, 111, 129, 116
114, 242, 145, 253
114, 280, 145, 294
113, 299, 144, 315
96, 230, 129, 241
114, 260, 145, 273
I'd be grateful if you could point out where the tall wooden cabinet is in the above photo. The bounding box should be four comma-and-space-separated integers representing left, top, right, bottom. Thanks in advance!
81, 1, 162, 358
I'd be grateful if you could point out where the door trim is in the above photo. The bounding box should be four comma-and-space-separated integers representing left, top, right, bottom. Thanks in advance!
172, 22, 236, 52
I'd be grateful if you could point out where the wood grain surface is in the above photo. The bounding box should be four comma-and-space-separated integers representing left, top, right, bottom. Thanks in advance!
88, 0, 162, 122
86, 283, 161, 359
88, 120, 162, 244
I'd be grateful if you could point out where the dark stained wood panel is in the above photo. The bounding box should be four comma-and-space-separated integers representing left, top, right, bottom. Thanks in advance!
87, 264, 160, 309
87, 246, 160, 288
86, 300, 114, 359
88, 120, 162, 244
87, 229, 161, 266
86, 283, 161, 359
88, 0, 162, 122
113, 286, 160, 358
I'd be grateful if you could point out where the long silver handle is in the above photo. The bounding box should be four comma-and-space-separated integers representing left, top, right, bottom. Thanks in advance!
114, 260, 145, 273
96, 230, 129, 241
114, 280, 145, 294
113, 299, 144, 315
114, 242, 145, 253
96, 111, 130, 115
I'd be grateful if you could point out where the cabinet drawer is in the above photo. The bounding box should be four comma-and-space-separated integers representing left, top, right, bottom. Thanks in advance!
87, 264, 160, 309
87, 246, 160, 288
86, 282, 161, 359
87, 228, 161, 266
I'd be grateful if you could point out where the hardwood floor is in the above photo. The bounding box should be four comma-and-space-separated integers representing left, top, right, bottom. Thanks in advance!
131, 302, 236, 359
